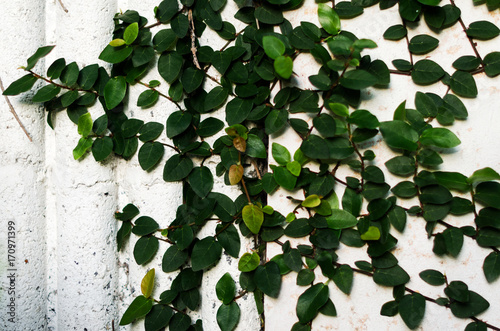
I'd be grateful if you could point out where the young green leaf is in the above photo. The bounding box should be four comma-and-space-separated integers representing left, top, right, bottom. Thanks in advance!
318, 4, 340, 35
263, 35, 286, 60
141, 268, 155, 298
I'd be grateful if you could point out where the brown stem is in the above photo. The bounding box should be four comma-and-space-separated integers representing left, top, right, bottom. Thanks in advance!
144, 21, 162, 29
241, 177, 252, 204
57, 0, 69, 13
234, 290, 248, 300
215, 222, 232, 238
250, 159, 262, 179
137, 80, 182, 110
0, 77, 33, 142
188, 9, 202, 70
402, 20, 414, 66
389, 69, 411, 76
29, 70, 99, 96
450, 0, 484, 67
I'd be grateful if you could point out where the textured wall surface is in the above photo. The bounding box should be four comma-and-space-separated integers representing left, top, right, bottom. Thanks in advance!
0, 1, 499, 331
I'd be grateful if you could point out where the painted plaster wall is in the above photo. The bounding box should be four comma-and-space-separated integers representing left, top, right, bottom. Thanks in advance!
0, 1, 498, 331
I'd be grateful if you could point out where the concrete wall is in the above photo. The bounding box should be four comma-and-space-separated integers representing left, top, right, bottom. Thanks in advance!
0, 1, 498, 330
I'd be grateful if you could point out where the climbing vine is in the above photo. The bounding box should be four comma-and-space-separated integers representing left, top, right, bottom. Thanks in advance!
4, 0, 500, 330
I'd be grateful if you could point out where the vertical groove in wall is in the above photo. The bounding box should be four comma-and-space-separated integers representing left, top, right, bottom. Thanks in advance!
0, 0, 47, 330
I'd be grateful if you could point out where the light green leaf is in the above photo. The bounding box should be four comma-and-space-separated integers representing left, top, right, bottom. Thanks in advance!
242, 204, 264, 234
123, 22, 139, 45
263, 35, 285, 60
318, 4, 340, 35
274, 55, 293, 79
141, 268, 155, 298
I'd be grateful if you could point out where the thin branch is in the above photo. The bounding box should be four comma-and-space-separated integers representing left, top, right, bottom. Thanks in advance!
144, 21, 162, 29
389, 69, 411, 76
29, 70, 99, 95
0, 77, 33, 142
137, 80, 182, 110
188, 9, 202, 70
450, 0, 484, 66
57, 0, 69, 13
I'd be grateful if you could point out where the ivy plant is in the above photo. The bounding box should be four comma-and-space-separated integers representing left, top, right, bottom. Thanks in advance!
4, 0, 500, 330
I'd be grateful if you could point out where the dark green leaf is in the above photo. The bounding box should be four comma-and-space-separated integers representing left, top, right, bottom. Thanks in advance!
119, 295, 153, 325
373, 265, 410, 286
167, 111, 192, 138
450, 291, 490, 318
420, 128, 461, 148
162, 245, 188, 272
450, 71, 478, 98
409, 35, 439, 55
217, 302, 240, 331
188, 166, 213, 198
216, 273, 236, 305
332, 264, 353, 294
99, 45, 133, 64
156, 0, 179, 23
296, 283, 329, 323
419, 269, 446, 286
158, 52, 183, 83
191, 236, 222, 271
138, 142, 164, 171
254, 5, 283, 24
483, 252, 500, 283
163, 154, 193, 182
104, 76, 127, 109
467, 21, 500, 40
411, 60, 445, 85
2, 74, 38, 96
484, 52, 500, 77
145, 304, 173, 331
379, 120, 419, 151
399, 293, 426, 329
134, 236, 159, 265
254, 262, 281, 298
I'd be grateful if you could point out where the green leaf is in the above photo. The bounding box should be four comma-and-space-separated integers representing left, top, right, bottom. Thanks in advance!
123, 22, 139, 45
216, 224, 240, 258
242, 204, 264, 234
156, 0, 179, 23
169, 313, 191, 331
296, 283, 329, 323
141, 268, 155, 298
188, 166, 213, 198
329, 103, 349, 117
144, 305, 173, 331
392, 181, 417, 198
2, 74, 38, 96
158, 52, 183, 83
92, 137, 113, 162
134, 236, 159, 265
419, 269, 446, 286
339, 70, 378, 90
238, 252, 260, 272
138, 142, 164, 171
137, 90, 159, 108
420, 128, 461, 148
483, 252, 500, 283
216, 273, 236, 305
272, 143, 291, 166
181, 67, 204, 93
443, 227, 464, 257
383, 24, 407, 40
326, 209, 358, 229
32, 84, 60, 103
166, 111, 192, 138
385, 156, 415, 177
453, 56, 481, 72
163, 154, 193, 182
399, 0, 422, 21
25, 45, 55, 71
263, 35, 285, 60
274, 55, 293, 80
226, 98, 253, 125
254, 5, 283, 24
47, 58, 66, 79
254, 262, 281, 298
484, 52, 500, 77
380, 301, 399, 317
104, 76, 127, 109
72, 136, 93, 160
217, 302, 240, 331
360, 226, 381, 241
465, 321, 488, 331
332, 265, 353, 294
246, 134, 267, 159
139, 122, 164, 142
77, 112, 93, 137
434, 171, 469, 192
468, 167, 500, 185
379, 120, 419, 151
205, 86, 228, 111
399, 293, 426, 330
411, 59, 445, 85
162, 245, 188, 272
450, 291, 490, 318
99, 45, 133, 64
450, 71, 478, 98
119, 296, 153, 325
467, 21, 500, 40
318, 4, 340, 35
408, 35, 439, 55
302, 195, 321, 208
477, 227, 500, 247
297, 269, 315, 286
373, 265, 410, 286
336, 2, 364, 18
191, 236, 222, 271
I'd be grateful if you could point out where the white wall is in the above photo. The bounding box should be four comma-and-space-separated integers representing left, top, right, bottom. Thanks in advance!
0, 1, 499, 330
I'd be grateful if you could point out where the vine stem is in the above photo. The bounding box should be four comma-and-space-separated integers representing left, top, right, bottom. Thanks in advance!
28, 70, 99, 96
0, 77, 33, 142
188, 9, 202, 70
137, 80, 182, 111
450, 0, 484, 66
